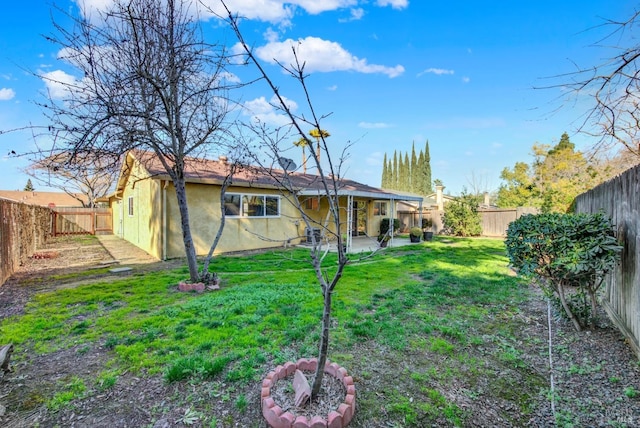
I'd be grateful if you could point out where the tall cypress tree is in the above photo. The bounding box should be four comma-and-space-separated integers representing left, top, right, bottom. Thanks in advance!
417, 151, 425, 194
403, 152, 410, 190
392, 151, 399, 190
423, 140, 433, 194
381, 153, 389, 188
410, 142, 418, 193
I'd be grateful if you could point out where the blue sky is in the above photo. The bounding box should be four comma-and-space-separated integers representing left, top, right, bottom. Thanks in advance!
0, 1, 635, 195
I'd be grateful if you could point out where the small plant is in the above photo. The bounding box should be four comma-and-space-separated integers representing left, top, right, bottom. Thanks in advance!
179, 407, 202, 425
624, 386, 638, 399
47, 376, 86, 412
380, 218, 401, 236
96, 371, 118, 391
410, 227, 422, 237
235, 394, 248, 413
421, 217, 433, 229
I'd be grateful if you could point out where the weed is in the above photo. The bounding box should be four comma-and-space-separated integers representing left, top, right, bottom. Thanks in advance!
624, 386, 638, 399
96, 371, 118, 391
235, 394, 248, 413
179, 407, 203, 425
47, 376, 86, 412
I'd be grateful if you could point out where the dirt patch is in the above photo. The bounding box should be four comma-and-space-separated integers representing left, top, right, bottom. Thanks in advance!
0, 236, 639, 427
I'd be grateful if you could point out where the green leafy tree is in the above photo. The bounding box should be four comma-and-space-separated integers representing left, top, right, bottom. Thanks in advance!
496, 162, 539, 208
441, 190, 482, 236
505, 212, 621, 331
497, 133, 602, 212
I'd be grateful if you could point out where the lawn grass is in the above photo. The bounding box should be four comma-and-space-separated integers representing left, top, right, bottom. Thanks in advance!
0, 237, 547, 426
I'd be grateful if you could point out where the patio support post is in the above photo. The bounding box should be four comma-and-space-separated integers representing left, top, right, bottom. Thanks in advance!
346, 194, 353, 252
390, 197, 396, 246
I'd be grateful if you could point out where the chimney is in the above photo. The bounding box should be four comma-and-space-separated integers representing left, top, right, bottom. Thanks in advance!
436, 185, 445, 211
483, 192, 490, 207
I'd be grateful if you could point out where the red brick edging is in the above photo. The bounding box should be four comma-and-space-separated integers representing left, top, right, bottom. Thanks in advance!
261, 358, 356, 428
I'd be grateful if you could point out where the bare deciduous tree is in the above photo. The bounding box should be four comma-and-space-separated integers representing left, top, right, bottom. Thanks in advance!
222, 4, 350, 401
562, 10, 640, 158
39, 0, 239, 282
25, 150, 119, 207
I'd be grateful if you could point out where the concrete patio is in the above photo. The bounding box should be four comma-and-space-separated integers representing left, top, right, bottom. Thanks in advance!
299, 235, 424, 254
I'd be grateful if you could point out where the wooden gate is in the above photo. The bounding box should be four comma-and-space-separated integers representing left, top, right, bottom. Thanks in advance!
52, 208, 112, 235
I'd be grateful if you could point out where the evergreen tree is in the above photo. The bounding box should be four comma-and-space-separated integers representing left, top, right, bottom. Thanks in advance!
381, 153, 389, 188
392, 151, 399, 189
403, 152, 410, 190
423, 141, 433, 194
378, 140, 434, 195
417, 151, 425, 194
24, 179, 34, 192
410, 142, 418, 193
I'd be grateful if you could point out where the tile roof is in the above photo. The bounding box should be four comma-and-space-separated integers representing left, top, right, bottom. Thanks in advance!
128, 151, 422, 201
0, 190, 87, 207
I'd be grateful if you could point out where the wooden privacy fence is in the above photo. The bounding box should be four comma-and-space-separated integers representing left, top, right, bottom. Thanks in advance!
0, 199, 52, 286
574, 163, 640, 358
397, 207, 537, 237
52, 207, 112, 235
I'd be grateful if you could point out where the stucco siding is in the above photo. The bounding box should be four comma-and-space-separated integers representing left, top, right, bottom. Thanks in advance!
164, 183, 304, 258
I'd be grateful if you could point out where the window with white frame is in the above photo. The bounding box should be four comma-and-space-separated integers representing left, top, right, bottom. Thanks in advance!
128, 196, 134, 216
373, 201, 387, 216
224, 193, 280, 217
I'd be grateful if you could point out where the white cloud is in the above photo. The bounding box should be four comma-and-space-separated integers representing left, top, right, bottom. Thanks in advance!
0, 88, 16, 101
358, 121, 392, 129
376, 0, 408, 9
242, 95, 298, 127
40, 70, 81, 99
462, 76, 470, 83
251, 37, 404, 78
418, 68, 454, 77
327, 85, 338, 91
76, 0, 399, 26
339, 8, 365, 22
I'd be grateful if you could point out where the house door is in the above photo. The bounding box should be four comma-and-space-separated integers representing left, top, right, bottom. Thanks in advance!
352, 200, 366, 236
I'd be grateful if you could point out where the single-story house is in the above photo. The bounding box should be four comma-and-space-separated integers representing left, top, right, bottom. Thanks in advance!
107, 151, 424, 259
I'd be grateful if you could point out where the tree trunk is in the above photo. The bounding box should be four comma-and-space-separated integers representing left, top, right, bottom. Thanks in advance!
0, 344, 13, 374
174, 177, 199, 282
311, 286, 332, 399
557, 281, 583, 331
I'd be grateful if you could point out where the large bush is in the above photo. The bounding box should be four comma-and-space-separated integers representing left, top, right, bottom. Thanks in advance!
505, 212, 621, 331
442, 192, 482, 237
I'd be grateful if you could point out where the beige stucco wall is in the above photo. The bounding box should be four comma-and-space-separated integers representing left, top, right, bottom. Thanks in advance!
116, 162, 163, 259
164, 183, 305, 258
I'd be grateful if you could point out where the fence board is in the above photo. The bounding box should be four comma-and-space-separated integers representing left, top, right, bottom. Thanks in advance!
0, 200, 52, 286
574, 164, 640, 358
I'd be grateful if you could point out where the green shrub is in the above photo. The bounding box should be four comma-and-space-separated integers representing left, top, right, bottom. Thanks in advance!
505, 212, 621, 331
410, 227, 422, 237
380, 218, 401, 235
442, 192, 482, 237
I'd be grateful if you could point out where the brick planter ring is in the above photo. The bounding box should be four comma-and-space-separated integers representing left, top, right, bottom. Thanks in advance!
261, 358, 356, 428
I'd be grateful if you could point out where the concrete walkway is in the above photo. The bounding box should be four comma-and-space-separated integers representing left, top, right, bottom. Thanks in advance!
96, 234, 159, 265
